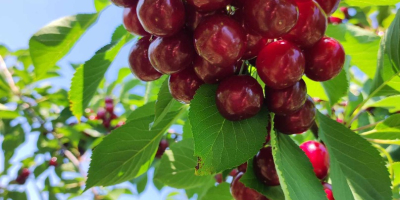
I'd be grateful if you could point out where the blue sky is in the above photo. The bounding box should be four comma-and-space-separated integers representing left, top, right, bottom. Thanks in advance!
0, 0, 188, 199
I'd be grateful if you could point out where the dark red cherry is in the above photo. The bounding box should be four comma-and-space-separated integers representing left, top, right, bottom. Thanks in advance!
169, 67, 204, 104
274, 97, 316, 134
231, 172, 269, 200
149, 31, 195, 74
323, 182, 335, 200
156, 139, 169, 158
243, 0, 298, 38
137, 0, 185, 37
187, 0, 232, 12
111, 0, 137, 7
238, 162, 248, 173
305, 37, 345, 82
105, 97, 113, 105
328, 16, 342, 24
315, 0, 340, 15
49, 157, 58, 167
283, 0, 327, 48
256, 40, 305, 89
215, 174, 223, 183
194, 15, 246, 68
21, 168, 30, 178
129, 36, 162, 81
231, 0, 246, 7
123, 4, 149, 36
185, 5, 215, 31
300, 141, 330, 180
193, 56, 239, 84
265, 79, 307, 115
340, 7, 350, 19
15, 176, 27, 185
96, 108, 106, 120
216, 75, 264, 121
105, 103, 114, 113
253, 147, 280, 186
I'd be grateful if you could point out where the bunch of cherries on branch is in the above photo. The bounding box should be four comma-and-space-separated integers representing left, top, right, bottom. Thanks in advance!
116, 0, 345, 199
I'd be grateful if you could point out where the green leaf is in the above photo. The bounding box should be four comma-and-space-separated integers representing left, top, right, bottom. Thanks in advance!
154, 139, 213, 189
364, 95, 400, 113
343, 0, 400, 7
201, 182, 234, 200
317, 111, 392, 200
34, 163, 48, 177
271, 131, 327, 200
5, 191, 27, 200
241, 158, 285, 200
189, 84, 270, 175
0, 104, 19, 119
2, 125, 25, 172
393, 162, 400, 187
85, 102, 185, 190
154, 78, 183, 127
111, 25, 129, 42
183, 120, 193, 139
94, 0, 111, 12
69, 32, 134, 120
321, 56, 350, 105
29, 14, 99, 79
136, 173, 148, 194
362, 114, 400, 141
303, 77, 328, 101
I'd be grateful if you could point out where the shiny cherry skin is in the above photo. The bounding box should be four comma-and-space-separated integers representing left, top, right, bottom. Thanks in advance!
328, 16, 342, 24
111, 0, 137, 7
149, 31, 195, 74
274, 97, 316, 134
169, 67, 204, 104
49, 157, 58, 167
129, 36, 162, 81
231, 172, 270, 200
156, 139, 169, 158
187, 0, 232, 12
123, 3, 149, 36
193, 56, 239, 84
194, 15, 246, 68
253, 147, 280, 186
256, 40, 305, 89
216, 75, 264, 121
185, 4, 215, 31
315, 0, 340, 15
305, 37, 345, 82
323, 182, 335, 200
244, 0, 299, 38
300, 141, 330, 180
265, 79, 307, 115
137, 0, 185, 37
283, 0, 327, 48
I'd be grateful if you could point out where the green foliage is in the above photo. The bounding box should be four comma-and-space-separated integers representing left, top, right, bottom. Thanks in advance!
201, 183, 234, 200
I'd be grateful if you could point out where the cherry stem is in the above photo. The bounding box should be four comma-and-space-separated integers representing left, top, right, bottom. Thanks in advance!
239, 61, 246, 75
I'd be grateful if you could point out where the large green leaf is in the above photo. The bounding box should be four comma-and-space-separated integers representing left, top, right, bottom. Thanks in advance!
94, 0, 111, 12
154, 139, 213, 189
321, 56, 351, 105
362, 114, 400, 141
153, 78, 183, 127
0, 104, 19, 119
364, 95, 400, 113
2, 125, 25, 173
344, 0, 400, 7
271, 131, 327, 200
29, 14, 99, 79
85, 102, 186, 190
317, 111, 392, 200
304, 77, 329, 101
201, 183, 234, 200
189, 84, 270, 175
241, 158, 285, 200
69, 32, 134, 120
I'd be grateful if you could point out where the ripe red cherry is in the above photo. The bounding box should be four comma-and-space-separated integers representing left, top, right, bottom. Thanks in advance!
185, 5, 214, 31
253, 147, 280, 186
16, 176, 27, 184
300, 141, 330, 180
194, 15, 246, 68
216, 75, 264, 121
156, 139, 169, 158
323, 182, 335, 200
49, 157, 58, 167
215, 174, 223, 183
274, 97, 316, 134
243, 0, 298, 38
305, 37, 345, 82
137, 0, 185, 37
105, 97, 113, 105
231, 172, 269, 200
149, 31, 195, 74
186, 0, 232, 12
328, 16, 342, 24
193, 56, 239, 84
315, 0, 340, 16
111, 0, 137, 7
283, 0, 327, 48
123, 5, 149, 36
265, 79, 307, 115
169, 67, 204, 104
129, 36, 162, 81
21, 168, 30, 178
96, 108, 106, 120
105, 103, 114, 113
238, 162, 248, 173
256, 40, 305, 89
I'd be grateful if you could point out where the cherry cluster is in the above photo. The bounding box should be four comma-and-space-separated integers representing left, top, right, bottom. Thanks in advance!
231, 141, 333, 200
15, 168, 30, 185
91, 97, 119, 129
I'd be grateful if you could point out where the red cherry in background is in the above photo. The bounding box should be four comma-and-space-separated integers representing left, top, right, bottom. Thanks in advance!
123, 3, 149, 36
283, 0, 327, 48
265, 79, 307, 115
96, 108, 107, 120
216, 75, 264, 121
238, 162, 248, 173
323, 182, 335, 200
193, 56, 239, 84
253, 147, 280, 186
243, 0, 299, 38
111, 0, 137, 7
305, 37, 345, 82
186, 0, 232, 12
156, 139, 169, 158
149, 31, 195, 74
169, 67, 204, 104
105, 97, 113, 105
231, 172, 269, 200
314, 0, 340, 16
49, 157, 58, 167
105, 103, 114, 113
137, 0, 185, 37
274, 97, 316, 134
300, 141, 330, 180
128, 36, 162, 81
21, 168, 30, 178
256, 40, 305, 90
328, 16, 342, 24
215, 173, 224, 183
194, 15, 246, 68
